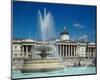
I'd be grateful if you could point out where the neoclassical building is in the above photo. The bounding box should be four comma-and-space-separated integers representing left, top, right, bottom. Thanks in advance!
12, 27, 96, 68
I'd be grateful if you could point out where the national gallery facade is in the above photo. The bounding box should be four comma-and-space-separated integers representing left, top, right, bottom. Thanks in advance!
12, 27, 96, 68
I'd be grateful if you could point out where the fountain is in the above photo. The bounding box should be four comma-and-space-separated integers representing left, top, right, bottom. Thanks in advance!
21, 8, 64, 73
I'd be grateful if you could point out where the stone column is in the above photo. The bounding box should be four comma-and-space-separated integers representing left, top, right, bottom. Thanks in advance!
22, 46, 24, 58
76, 46, 78, 57
87, 47, 89, 57
70, 45, 71, 57
69, 45, 70, 57
71, 45, 72, 57
88, 48, 89, 57
75, 46, 77, 57
26, 46, 28, 58
56, 44, 58, 57
74, 45, 75, 57
63, 45, 64, 58
75, 45, 77, 57
91, 48, 92, 57
89, 48, 91, 57
68, 45, 69, 57
72, 45, 73, 57
66, 45, 67, 57
30, 46, 32, 58
60, 45, 62, 58
64, 45, 65, 57
92, 48, 93, 57
93, 48, 95, 57
93, 47, 97, 57
71, 45, 73, 57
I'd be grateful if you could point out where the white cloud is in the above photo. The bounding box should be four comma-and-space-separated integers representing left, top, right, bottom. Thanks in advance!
73, 23, 83, 28
70, 35, 88, 42
70, 36, 77, 41
78, 35, 88, 41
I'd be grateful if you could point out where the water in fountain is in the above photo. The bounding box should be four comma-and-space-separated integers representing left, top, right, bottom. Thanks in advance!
35, 8, 59, 59
38, 8, 55, 41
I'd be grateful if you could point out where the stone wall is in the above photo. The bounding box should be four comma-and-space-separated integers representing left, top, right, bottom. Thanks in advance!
64, 57, 96, 67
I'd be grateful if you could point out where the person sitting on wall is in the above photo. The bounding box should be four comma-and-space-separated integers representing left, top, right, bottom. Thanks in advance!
74, 63, 77, 67
79, 61, 81, 66
78, 59, 81, 67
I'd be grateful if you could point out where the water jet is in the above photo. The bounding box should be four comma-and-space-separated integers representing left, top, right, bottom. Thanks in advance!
21, 8, 64, 73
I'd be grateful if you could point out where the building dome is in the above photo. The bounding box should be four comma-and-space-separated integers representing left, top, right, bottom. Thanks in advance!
60, 27, 69, 35
60, 27, 69, 40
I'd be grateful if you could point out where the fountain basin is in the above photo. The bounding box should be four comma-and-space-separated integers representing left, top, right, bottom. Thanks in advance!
21, 59, 64, 73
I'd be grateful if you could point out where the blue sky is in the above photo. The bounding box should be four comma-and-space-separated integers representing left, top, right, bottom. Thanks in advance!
13, 1, 96, 42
